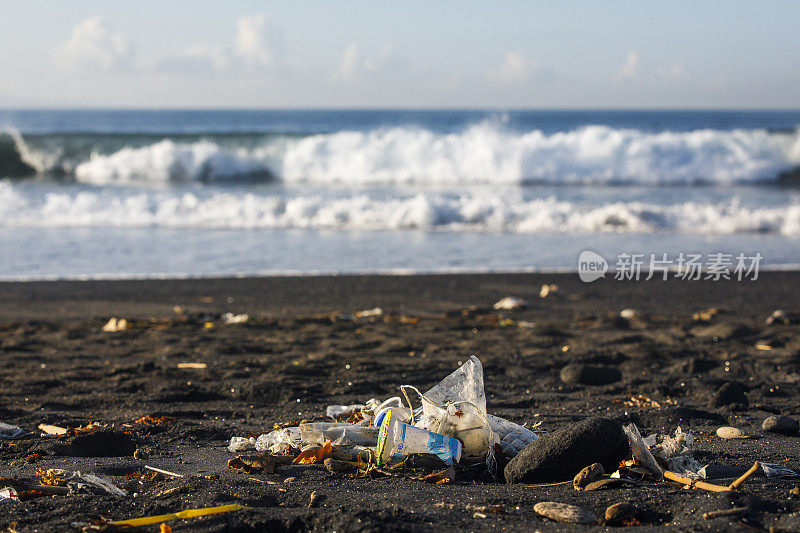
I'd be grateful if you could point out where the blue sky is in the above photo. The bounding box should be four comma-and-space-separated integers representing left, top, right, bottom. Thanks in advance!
1, 1, 799, 108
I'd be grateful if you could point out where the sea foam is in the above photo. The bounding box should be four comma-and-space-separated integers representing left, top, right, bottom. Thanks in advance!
5, 124, 798, 185
2, 181, 798, 235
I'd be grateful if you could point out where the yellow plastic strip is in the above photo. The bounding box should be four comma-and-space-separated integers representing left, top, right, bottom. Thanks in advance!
111, 503, 246, 527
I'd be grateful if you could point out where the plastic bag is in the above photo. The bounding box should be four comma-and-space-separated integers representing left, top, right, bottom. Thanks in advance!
403, 356, 494, 457
487, 414, 538, 458
254, 427, 302, 453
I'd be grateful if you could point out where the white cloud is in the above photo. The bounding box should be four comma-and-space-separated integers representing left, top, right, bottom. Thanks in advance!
235, 14, 281, 66
154, 45, 229, 73
487, 52, 532, 85
617, 52, 640, 79
54, 16, 131, 71
336, 43, 360, 80
659, 64, 686, 81
333, 42, 403, 82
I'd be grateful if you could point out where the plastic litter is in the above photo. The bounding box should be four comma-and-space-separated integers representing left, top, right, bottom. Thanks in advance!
373, 406, 412, 428
376, 410, 462, 466
254, 426, 303, 453
227, 356, 537, 478
761, 462, 799, 478
110, 503, 246, 527
0, 487, 20, 502
370, 397, 406, 426
40, 469, 126, 496
228, 436, 255, 453
221, 312, 249, 324
0, 422, 28, 440
299, 422, 378, 448
623, 423, 664, 476
326, 404, 365, 419
488, 414, 538, 458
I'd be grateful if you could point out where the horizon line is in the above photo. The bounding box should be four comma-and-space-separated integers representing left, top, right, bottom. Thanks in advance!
2, 106, 800, 113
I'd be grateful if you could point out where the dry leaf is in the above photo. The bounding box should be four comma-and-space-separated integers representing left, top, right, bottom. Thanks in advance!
292, 441, 332, 465
227, 454, 276, 474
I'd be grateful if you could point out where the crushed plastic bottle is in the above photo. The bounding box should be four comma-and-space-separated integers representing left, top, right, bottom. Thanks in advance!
299, 422, 378, 447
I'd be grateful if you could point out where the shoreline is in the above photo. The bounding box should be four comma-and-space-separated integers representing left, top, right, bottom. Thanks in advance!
1, 271, 798, 322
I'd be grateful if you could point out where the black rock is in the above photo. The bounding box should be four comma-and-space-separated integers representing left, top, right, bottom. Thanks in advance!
560, 364, 621, 386
762, 415, 799, 436
52, 430, 136, 457
504, 416, 628, 483
708, 382, 748, 409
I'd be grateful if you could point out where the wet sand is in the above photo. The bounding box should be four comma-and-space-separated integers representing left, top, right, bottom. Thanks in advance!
1, 273, 799, 531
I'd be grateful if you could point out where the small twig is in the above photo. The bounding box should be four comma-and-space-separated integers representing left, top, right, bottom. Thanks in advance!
525, 480, 572, 488
663, 471, 730, 492
729, 461, 760, 490
703, 507, 749, 520
144, 465, 184, 478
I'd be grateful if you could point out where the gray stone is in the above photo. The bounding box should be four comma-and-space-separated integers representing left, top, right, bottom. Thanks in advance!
534, 502, 597, 524
762, 415, 799, 436
708, 382, 748, 409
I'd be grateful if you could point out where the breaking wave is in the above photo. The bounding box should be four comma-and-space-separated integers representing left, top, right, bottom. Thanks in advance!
2, 124, 800, 185
2, 181, 799, 234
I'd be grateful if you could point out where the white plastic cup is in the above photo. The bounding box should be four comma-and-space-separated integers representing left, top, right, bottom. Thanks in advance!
376, 410, 462, 466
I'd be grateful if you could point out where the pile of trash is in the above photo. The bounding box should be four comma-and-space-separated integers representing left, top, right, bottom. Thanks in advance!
228, 356, 538, 480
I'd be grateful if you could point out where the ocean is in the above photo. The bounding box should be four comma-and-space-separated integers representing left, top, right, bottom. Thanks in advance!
1, 109, 799, 279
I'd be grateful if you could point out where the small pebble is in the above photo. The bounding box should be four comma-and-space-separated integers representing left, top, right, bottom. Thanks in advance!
716, 426, 748, 439
762, 415, 799, 436
619, 308, 642, 319
573, 463, 604, 491
605, 502, 638, 525
534, 502, 597, 524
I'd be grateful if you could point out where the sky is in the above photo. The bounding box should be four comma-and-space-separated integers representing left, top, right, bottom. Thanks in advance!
1, 1, 799, 109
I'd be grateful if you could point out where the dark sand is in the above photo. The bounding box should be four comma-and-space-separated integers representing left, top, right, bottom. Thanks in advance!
1, 273, 800, 531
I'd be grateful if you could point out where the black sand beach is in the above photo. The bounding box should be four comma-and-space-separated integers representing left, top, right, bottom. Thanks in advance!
2, 273, 800, 531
